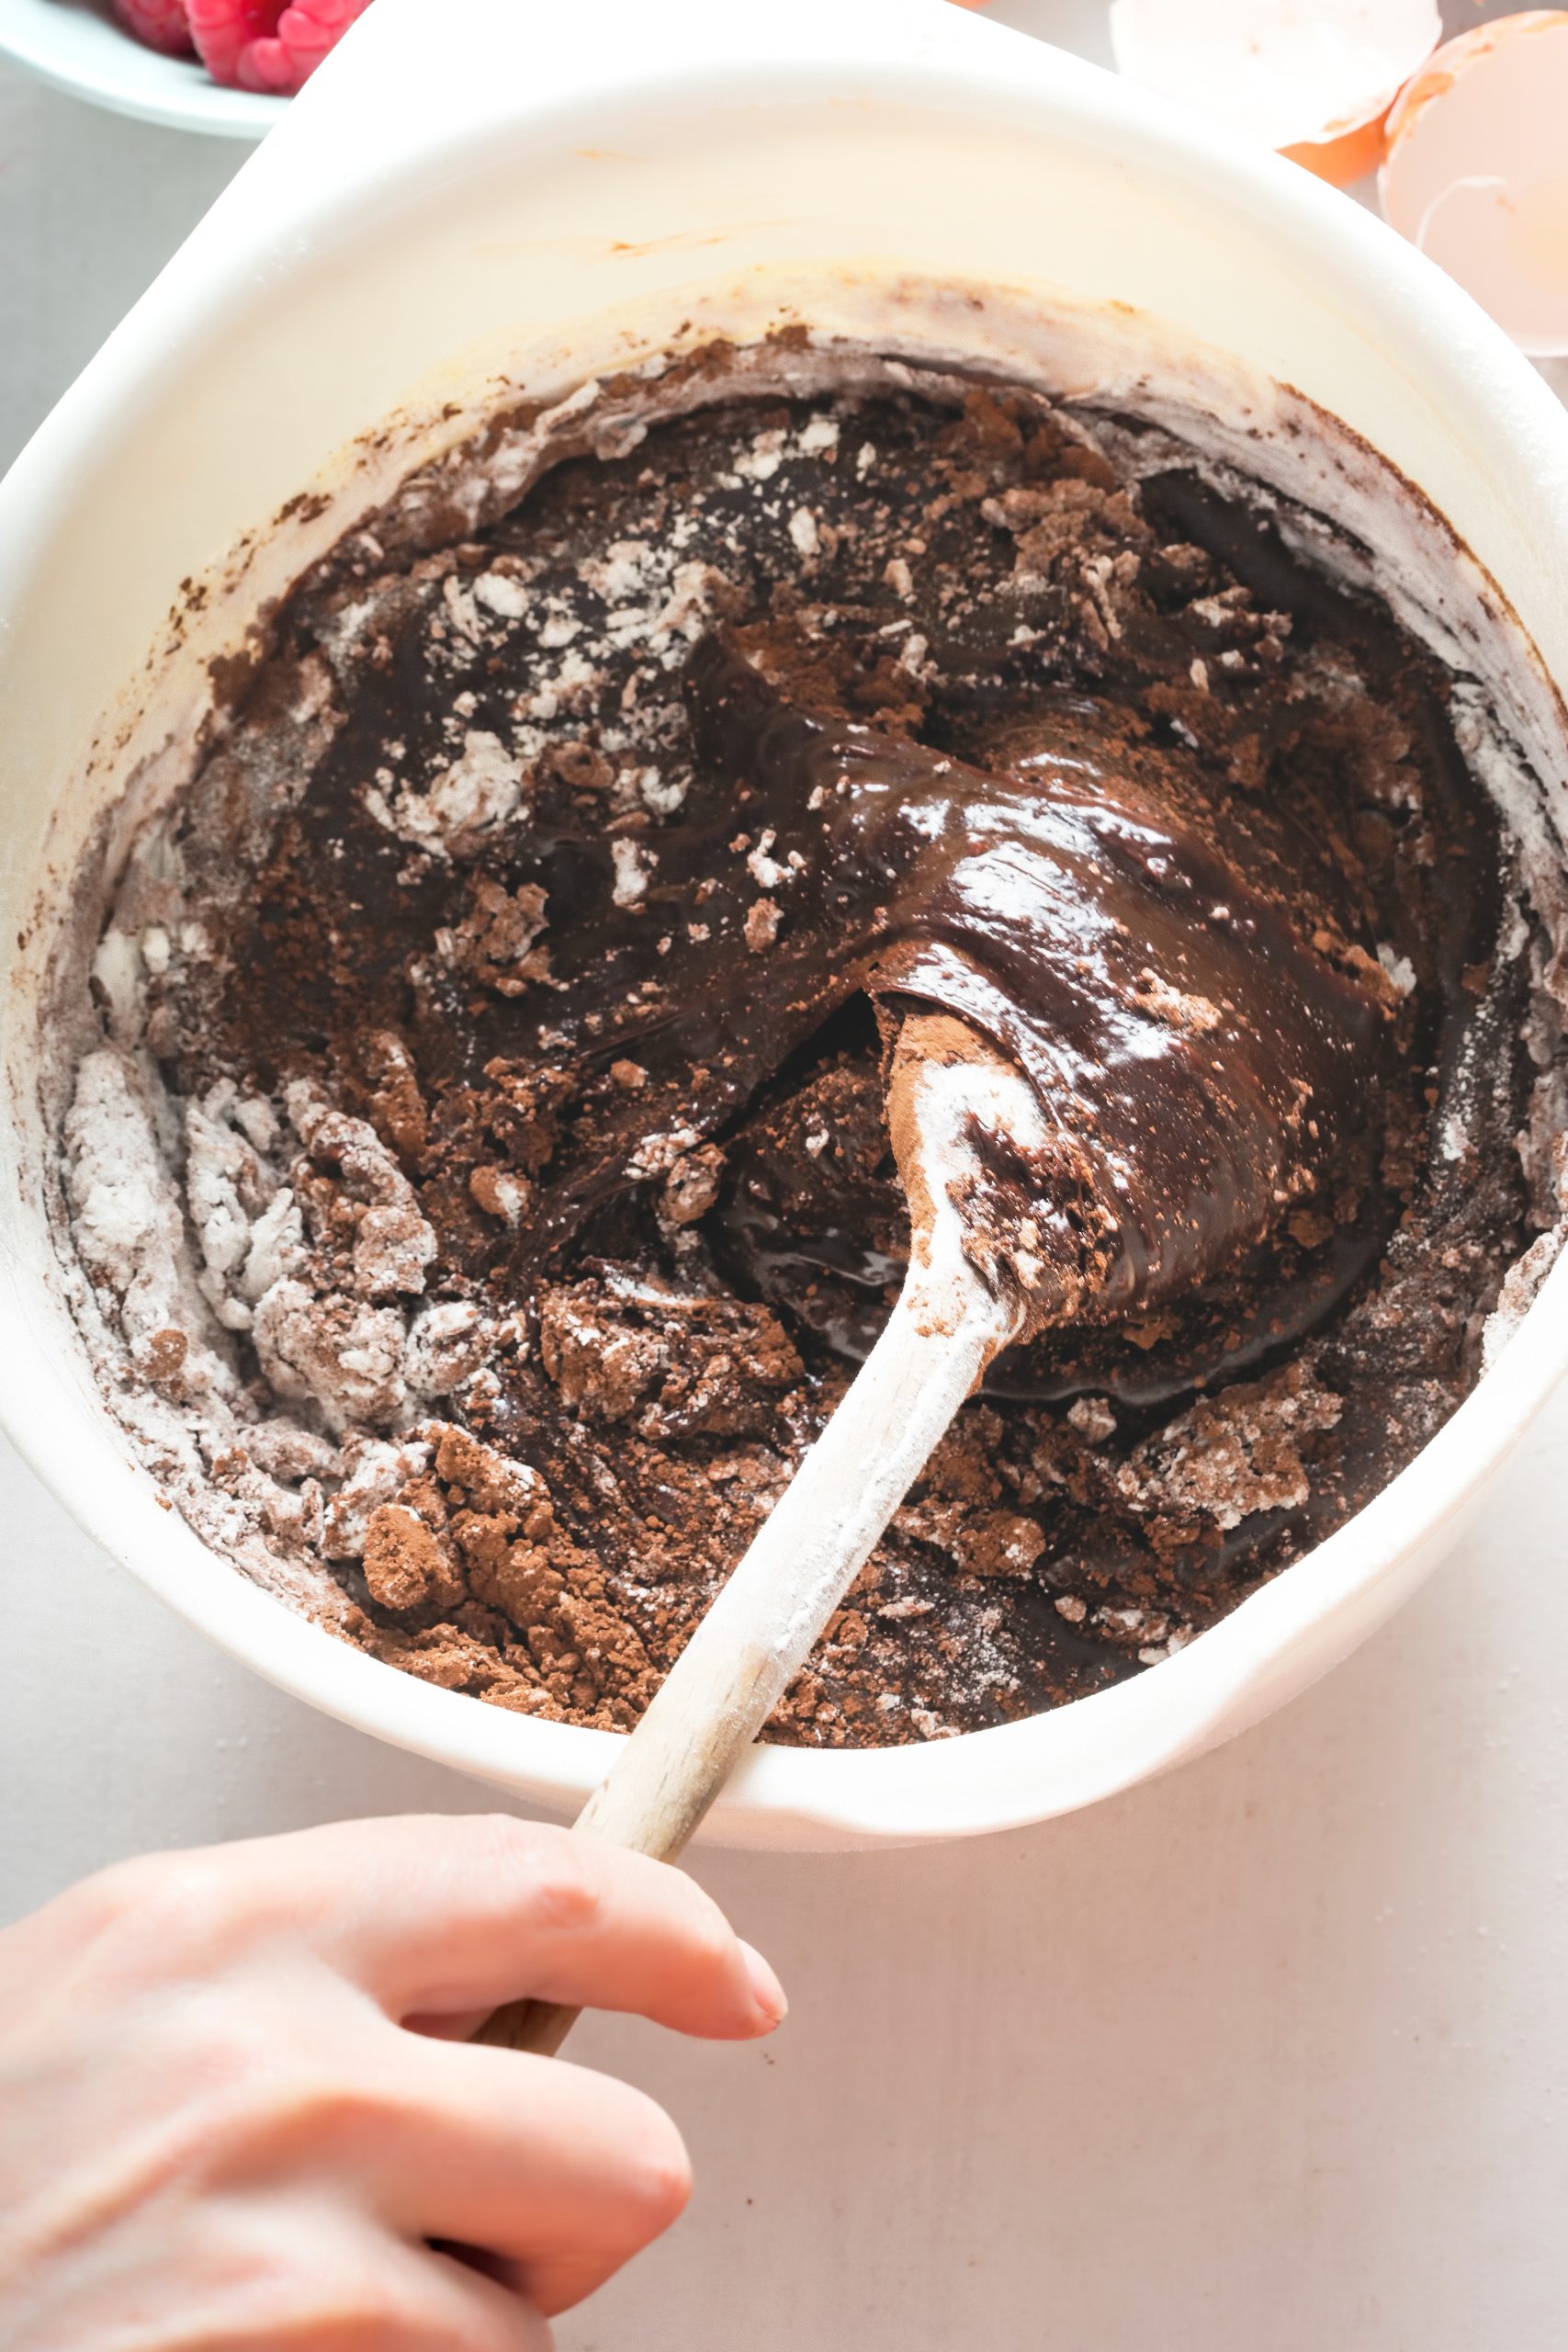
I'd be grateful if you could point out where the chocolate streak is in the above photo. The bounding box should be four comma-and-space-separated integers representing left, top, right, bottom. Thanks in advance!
700, 644, 1389, 1307
523, 640, 1393, 1384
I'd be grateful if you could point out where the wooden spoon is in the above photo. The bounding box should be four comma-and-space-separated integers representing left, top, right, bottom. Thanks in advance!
475, 1009, 1051, 2056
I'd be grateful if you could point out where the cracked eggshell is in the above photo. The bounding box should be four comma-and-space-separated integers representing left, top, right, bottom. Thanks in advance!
1381, 11, 1568, 357
1110, 0, 1440, 187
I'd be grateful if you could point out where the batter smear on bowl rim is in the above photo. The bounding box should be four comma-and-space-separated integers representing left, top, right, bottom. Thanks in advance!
57, 349, 1567, 1747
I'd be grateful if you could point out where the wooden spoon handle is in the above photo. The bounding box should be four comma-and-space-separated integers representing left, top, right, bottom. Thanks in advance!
474, 1269, 1015, 2054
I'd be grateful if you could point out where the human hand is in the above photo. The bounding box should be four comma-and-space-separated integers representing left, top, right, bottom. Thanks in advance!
0, 1813, 785, 2348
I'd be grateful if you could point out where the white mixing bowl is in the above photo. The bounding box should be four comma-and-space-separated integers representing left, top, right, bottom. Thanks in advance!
3, 0, 1566, 1849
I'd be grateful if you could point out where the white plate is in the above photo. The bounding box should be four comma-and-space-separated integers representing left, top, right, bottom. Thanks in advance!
0, 0, 282, 136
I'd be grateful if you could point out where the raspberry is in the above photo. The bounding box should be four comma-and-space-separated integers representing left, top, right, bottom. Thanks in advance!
111, 0, 195, 53
186, 0, 373, 96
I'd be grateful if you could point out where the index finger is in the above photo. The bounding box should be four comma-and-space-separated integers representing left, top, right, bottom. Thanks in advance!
209, 1813, 786, 2041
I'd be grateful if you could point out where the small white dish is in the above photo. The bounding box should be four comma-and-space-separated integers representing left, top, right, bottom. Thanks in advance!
0, 0, 281, 137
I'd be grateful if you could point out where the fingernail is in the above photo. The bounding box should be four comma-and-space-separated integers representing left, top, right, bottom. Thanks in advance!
739, 1939, 788, 2027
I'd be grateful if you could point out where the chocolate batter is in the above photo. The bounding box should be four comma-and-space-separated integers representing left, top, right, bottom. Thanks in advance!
63, 362, 1544, 1744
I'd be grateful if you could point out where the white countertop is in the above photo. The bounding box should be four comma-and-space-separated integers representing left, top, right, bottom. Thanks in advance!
5, 10, 1568, 2346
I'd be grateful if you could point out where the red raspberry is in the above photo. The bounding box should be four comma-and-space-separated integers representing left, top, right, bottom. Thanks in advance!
112, 0, 195, 54
186, 0, 373, 96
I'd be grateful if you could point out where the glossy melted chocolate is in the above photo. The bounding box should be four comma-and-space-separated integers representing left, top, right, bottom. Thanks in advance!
516, 637, 1392, 1392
